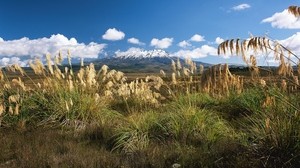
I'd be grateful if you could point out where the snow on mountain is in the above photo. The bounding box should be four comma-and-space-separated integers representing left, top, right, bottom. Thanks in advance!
115, 47, 170, 59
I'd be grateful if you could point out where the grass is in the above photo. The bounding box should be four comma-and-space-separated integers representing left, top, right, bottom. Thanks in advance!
1, 45, 300, 167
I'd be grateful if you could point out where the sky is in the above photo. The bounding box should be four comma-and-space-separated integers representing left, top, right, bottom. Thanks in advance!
0, 0, 300, 66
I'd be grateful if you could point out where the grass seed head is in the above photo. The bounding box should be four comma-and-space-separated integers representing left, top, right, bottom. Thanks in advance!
260, 79, 266, 87
46, 54, 54, 75
115, 71, 125, 81
12, 77, 26, 91
171, 73, 177, 84
67, 49, 72, 66
9, 106, 13, 114
9, 94, 20, 103
199, 64, 204, 75
106, 81, 114, 89
4, 83, 11, 89
14, 104, 20, 115
160, 70, 166, 77
288, 6, 300, 17
65, 101, 70, 112
183, 67, 190, 77
86, 63, 96, 87
13, 64, 25, 76
171, 60, 176, 72
0, 104, 4, 116
100, 65, 109, 76
68, 79, 74, 91
281, 79, 287, 91
176, 58, 182, 70
0, 68, 3, 81
80, 57, 84, 67
293, 76, 299, 86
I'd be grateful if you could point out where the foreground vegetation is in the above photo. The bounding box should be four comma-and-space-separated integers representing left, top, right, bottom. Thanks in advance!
1, 5, 300, 168
0, 56, 299, 167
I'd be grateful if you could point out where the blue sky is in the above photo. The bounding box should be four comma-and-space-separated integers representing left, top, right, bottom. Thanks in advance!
0, 0, 300, 66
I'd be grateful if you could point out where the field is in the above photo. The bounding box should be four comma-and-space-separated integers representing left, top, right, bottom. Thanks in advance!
0, 54, 300, 168
2, 8, 300, 165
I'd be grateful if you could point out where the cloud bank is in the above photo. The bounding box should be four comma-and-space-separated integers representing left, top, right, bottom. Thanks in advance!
0, 34, 106, 66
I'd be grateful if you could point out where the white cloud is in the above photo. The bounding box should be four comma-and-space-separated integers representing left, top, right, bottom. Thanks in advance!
150, 38, 173, 49
232, 3, 251, 11
262, 9, 300, 29
0, 34, 106, 59
102, 28, 125, 41
0, 57, 27, 67
190, 34, 205, 42
178, 40, 191, 48
127, 37, 145, 45
215, 37, 224, 44
172, 45, 218, 59
280, 32, 300, 55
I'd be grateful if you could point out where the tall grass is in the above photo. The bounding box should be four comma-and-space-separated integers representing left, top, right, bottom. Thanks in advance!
1, 21, 300, 167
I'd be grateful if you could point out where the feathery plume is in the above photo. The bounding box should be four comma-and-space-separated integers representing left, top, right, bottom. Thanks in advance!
80, 57, 84, 67
67, 49, 72, 66
199, 65, 204, 75
12, 77, 26, 91
171, 60, 176, 72
176, 58, 182, 70
160, 70, 166, 77
0, 104, 4, 116
0, 68, 4, 81
171, 73, 177, 84
46, 54, 54, 75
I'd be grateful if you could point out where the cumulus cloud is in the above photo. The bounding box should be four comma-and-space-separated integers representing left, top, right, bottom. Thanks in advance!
0, 57, 27, 67
232, 3, 251, 11
127, 37, 145, 45
172, 45, 218, 59
102, 28, 125, 41
190, 34, 205, 42
262, 9, 300, 29
215, 37, 225, 44
0, 34, 106, 63
178, 40, 192, 48
150, 38, 173, 49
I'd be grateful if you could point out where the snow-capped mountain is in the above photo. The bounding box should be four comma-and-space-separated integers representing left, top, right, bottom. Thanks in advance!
115, 48, 170, 59
85, 48, 211, 73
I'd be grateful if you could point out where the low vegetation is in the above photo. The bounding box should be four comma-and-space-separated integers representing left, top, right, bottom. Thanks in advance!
0, 5, 300, 168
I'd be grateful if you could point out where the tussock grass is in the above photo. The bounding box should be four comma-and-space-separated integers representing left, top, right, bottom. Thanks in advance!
1, 10, 300, 166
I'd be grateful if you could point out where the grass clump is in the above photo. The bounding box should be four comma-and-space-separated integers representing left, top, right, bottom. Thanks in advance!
112, 111, 166, 153
239, 88, 300, 167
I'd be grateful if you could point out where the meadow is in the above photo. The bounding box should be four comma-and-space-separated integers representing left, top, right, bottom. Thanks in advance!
1, 6, 300, 168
